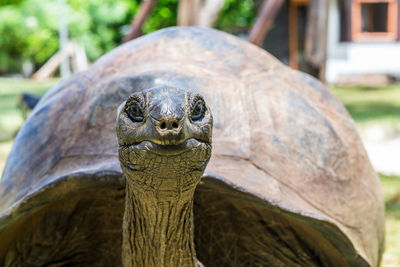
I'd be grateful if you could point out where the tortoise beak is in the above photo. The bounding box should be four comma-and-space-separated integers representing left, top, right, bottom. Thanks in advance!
150, 117, 185, 146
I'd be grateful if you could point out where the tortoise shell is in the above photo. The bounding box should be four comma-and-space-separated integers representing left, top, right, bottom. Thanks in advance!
0, 27, 384, 266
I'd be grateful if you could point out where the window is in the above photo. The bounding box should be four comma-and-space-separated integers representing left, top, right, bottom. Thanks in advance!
352, 0, 398, 41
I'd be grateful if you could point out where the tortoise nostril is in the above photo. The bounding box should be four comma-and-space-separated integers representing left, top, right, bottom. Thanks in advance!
158, 119, 181, 131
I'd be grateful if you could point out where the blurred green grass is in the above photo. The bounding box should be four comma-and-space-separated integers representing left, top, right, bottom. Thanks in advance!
0, 78, 58, 174
380, 174, 400, 265
0, 77, 58, 142
331, 84, 400, 132
0, 78, 399, 265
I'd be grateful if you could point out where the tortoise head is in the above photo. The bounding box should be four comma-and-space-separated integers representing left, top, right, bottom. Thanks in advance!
116, 86, 213, 192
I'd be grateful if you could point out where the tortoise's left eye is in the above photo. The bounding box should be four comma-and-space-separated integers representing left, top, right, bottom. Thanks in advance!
191, 99, 205, 121
127, 102, 144, 122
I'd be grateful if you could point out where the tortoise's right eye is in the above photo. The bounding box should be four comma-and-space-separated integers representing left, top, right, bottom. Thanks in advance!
191, 99, 205, 121
127, 102, 144, 122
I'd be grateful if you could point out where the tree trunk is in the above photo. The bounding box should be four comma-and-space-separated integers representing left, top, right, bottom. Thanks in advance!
123, 0, 157, 43
248, 0, 285, 46
177, 0, 224, 27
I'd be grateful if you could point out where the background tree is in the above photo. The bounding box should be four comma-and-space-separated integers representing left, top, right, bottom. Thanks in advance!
0, 0, 261, 74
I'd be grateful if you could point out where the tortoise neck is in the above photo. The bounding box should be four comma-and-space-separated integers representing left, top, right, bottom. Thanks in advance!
122, 179, 197, 267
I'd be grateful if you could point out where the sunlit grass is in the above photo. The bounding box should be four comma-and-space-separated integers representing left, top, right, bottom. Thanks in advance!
0, 77, 58, 142
0, 141, 12, 178
331, 84, 400, 133
380, 174, 400, 266
0, 77, 57, 178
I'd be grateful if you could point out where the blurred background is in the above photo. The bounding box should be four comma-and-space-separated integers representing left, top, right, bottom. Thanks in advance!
0, 0, 399, 265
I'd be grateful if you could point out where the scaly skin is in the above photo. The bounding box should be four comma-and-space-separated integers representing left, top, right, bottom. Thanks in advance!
116, 87, 212, 267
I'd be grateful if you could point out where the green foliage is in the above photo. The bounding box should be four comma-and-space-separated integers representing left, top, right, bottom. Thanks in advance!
0, 1, 61, 73
0, 7, 26, 72
0, 0, 24, 6
142, 0, 177, 34
0, 0, 135, 73
216, 0, 261, 32
67, 0, 134, 60
0, 0, 262, 74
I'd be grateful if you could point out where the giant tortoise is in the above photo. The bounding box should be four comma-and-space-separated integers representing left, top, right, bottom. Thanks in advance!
0, 27, 384, 266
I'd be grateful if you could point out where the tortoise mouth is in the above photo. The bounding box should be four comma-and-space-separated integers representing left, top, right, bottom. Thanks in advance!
128, 138, 209, 156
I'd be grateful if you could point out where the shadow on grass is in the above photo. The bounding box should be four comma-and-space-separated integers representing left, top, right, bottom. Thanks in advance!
380, 174, 400, 219
346, 86, 381, 92
386, 199, 400, 220
344, 103, 400, 123
334, 84, 400, 92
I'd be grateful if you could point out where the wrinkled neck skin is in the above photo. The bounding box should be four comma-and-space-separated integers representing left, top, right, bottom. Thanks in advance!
117, 86, 213, 266
121, 165, 203, 267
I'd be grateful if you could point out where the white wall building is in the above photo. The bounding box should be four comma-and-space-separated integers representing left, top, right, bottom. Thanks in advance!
325, 0, 400, 83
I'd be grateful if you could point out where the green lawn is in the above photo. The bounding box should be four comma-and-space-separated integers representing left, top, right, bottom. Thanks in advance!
331, 84, 400, 133
0, 77, 58, 142
0, 78, 58, 178
0, 78, 399, 265
380, 174, 400, 266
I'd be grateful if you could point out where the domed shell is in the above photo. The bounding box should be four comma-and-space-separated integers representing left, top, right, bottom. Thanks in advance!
0, 27, 384, 266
